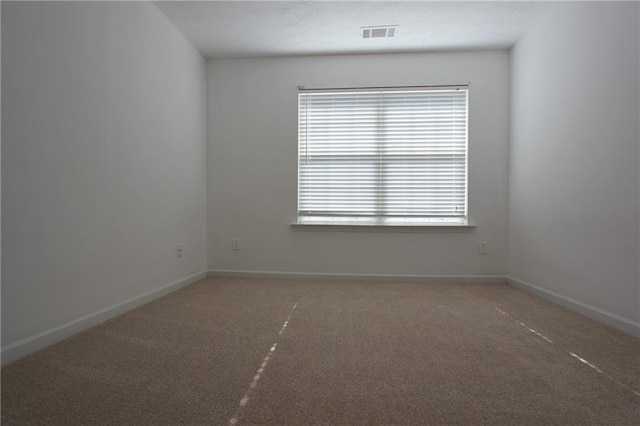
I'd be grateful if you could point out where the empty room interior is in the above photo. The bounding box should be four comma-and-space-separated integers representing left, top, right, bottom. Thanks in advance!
1, 0, 639, 424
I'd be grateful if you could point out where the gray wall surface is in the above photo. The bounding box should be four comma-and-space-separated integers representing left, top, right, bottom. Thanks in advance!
1, 1, 208, 347
207, 51, 510, 276
509, 2, 640, 324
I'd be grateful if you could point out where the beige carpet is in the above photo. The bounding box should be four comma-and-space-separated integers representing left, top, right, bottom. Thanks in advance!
2, 277, 639, 425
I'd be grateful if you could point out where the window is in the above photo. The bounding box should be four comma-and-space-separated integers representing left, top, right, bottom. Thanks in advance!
297, 85, 468, 226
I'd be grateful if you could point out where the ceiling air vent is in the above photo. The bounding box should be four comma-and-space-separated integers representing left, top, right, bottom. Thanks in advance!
361, 25, 398, 39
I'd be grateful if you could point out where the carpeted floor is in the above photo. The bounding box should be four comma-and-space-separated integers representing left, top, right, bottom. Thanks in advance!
2, 277, 639, 425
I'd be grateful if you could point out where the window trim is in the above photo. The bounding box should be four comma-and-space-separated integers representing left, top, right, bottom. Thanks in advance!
290, 220, 476, 232
296, 84, 471, 228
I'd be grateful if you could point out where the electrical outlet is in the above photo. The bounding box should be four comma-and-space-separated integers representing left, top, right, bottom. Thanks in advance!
478, 241, 488, 255
177, 244, 183, 258
232, 238, 240, 251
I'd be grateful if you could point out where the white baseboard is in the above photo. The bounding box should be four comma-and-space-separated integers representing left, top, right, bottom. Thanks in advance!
508, 276, 640, 338
208, 269, 508, 284
1, 271, 208, 366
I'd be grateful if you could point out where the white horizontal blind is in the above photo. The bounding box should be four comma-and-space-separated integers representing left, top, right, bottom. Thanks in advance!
298, 86, 468, 224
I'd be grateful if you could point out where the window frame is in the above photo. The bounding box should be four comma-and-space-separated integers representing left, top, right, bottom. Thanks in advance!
294, 85, 473, 229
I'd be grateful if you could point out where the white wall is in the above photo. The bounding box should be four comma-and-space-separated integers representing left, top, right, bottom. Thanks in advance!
1, 2, 208, 354
1, 2, 3, 342
509, 2, 640, 329
208, 51, 510, 277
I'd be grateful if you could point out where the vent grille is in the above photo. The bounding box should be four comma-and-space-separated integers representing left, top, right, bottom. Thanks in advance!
361, 25, 398, 39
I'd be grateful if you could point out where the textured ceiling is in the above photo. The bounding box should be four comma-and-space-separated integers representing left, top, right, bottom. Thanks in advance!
155, 1, 548, 58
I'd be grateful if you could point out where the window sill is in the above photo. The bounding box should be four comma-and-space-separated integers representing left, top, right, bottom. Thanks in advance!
290, 221, 476, 233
